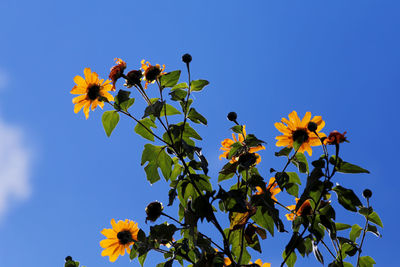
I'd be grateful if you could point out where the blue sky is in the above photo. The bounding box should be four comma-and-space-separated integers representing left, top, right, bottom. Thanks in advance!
0, 0, 398, 266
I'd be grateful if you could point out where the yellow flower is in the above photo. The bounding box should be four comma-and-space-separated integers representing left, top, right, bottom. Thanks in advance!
71, 68, 114, 119
255, 177, 281, 202
285, 198, 312, 221
250, 259, 271, 267
224, 257, 232, 266
275, 111, 326, 156
100, 219, 139, 262
141, 59, 166, 89
219, 125, 265, 164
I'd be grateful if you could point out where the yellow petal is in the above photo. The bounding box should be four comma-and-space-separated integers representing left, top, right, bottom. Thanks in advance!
100, 238, 119, 248
276, 139, 291, 147
101, 228, 117, 239
301, 112, 312, 128
74, 75, 86, 86
274, 122, 291, 135
70, 85, 87, 94
84, 68, 92, 82
72, 94, 87, 104
288, 111, 300, 126
108, 246, 121, 262
91, 100, 98, 111
83, 101, 90, 119
281, 118, 295, 131
74, 101, 86, 113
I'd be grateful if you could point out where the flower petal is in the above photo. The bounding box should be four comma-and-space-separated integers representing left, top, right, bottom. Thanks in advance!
301, 112, 311, 128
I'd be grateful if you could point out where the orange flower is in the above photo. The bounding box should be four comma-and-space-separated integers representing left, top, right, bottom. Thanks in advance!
219, 125, 265, 164
141, 59, 166, 89
275, 111, 326, 156
100, 219, 139, 262
255, 177, 281, 202
250, 259, 271, 267
109, 58, 126, 91
285, 198, 312, 221
71, 68, 114, 119
224, 257, 232, 266
324, 130, 347, 145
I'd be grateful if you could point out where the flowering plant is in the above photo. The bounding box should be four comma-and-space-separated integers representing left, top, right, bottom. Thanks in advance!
68, 54, 382, 267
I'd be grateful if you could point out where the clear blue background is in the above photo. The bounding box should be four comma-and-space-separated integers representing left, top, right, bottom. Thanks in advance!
0, 0, 397, 266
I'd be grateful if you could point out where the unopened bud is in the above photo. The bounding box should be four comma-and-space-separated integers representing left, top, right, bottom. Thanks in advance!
227, 112, 237, 122
363, 189, 372, 199
145, 201, 164, 222
307, 121, 318, 132
182, 53, 192, 64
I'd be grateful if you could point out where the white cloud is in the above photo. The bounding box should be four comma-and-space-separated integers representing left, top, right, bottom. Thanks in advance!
0, 117, 31, 221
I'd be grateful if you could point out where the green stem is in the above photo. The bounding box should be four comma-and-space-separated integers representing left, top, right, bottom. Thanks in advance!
356, 198, 370, 266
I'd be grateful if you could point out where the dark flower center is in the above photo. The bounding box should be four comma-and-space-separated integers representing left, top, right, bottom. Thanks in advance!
145, 66, 161, 82
292, 129, 309, 143
117, 230, 133, 245
87, 85, 100, 100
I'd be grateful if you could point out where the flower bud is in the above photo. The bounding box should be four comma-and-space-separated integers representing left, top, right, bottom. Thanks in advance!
65, 256, 73, 262
145, 201, 164, 222
182, 53, 192, 64
307, 121, 318, 132
363, 189, 372, 199
125, 70, 142, 88
227, 112, 237, 122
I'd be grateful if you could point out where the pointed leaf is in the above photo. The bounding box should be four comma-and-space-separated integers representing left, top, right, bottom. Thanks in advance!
134, 118, 157, 141
160, 70, 181, 88
102, 111, 120, 137
190, 79, 209, 92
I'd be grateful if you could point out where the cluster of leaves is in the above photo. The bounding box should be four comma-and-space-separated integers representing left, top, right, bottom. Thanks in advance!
77, 55, 382, 267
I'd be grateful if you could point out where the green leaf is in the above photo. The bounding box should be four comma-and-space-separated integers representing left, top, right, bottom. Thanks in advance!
141, 144, 173, 184
287, 172, 301, 184
134, 118, 157, 141
349, 224, 363, 242
180, 122, 202, 140
330, 156, 370, 174
138, 252, 148, 267
120, 98, 135, 111
144, 163, 160, 184
333, 185, 362, 212
291, 153, 309, 173
367, 224, 381, 237
312, 242, 324, 265
226, 229, 250, 264
160, 70, 181, 88
188, 108, 207, 125
368, 211, 383, 227
252, 207, 274, 236
227, 142, 243, 159
359, 207, 373, 216
169, 88, 187, 101
172, 82, 188, 90
190, 79, 209, 92
102, 111, 120, 137
231, 125, 243, 134
275, 147, 292, 157
335, 223, 352, 231
282, 250, 297, 267
359, 256, 376, 267
160, 104, 181, 117
115, 89, 130, 105
143, 100, 164, 118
